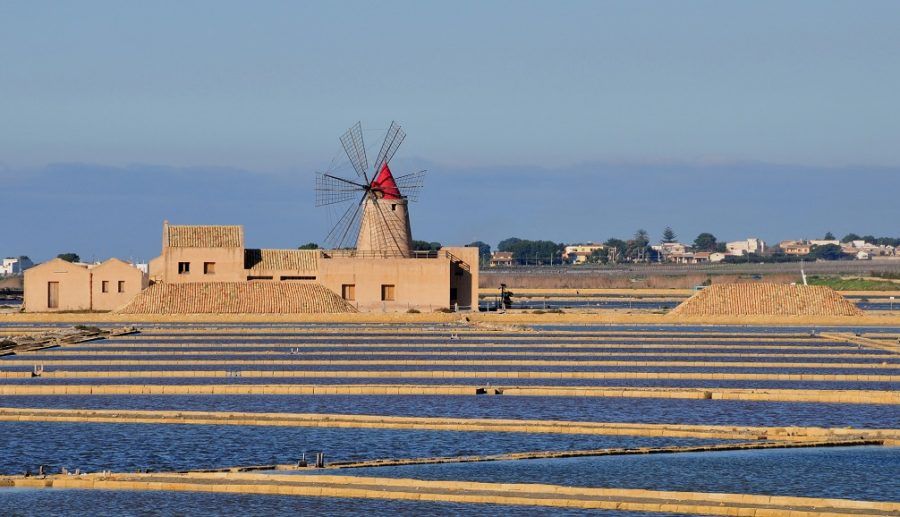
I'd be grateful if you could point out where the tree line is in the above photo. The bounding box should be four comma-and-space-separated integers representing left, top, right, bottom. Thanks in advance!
292, 228, 900, 267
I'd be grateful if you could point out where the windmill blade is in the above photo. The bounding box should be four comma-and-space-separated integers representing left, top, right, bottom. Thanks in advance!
324, 193, 366, 249
393, 170, 427, 202
373, 121, 406, 171
370, 196, 405, 255
316, 173, 367, 207
340, 121, 369, 183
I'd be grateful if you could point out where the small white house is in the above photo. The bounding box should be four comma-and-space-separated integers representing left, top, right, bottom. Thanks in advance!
726, 238, 766, 256
0, 257, 34, 276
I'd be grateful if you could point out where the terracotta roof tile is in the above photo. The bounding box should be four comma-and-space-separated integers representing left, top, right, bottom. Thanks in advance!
118, 282, 355, 314
245, 249, 318, 271
671, 283, 862, 316
167, 225, 243, 248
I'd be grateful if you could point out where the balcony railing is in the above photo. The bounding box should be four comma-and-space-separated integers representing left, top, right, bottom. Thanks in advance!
321, 249, 441, 259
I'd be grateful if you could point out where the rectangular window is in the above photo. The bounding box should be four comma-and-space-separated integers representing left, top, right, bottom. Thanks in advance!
178, 262, 190, 274
247, 276, 273, 281
342, 284, 355, 301
101, 281, 109, 293
381, 284, 395, 301
118, 280, 125, 293
280, 276, 316, 281
47, 282, 59, 309
204, 262, 216, 275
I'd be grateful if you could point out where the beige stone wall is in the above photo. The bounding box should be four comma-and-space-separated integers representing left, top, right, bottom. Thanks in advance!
147, 255, 164, 283
159, 247, 245, 283
23, 259, 92, 312
91, 259, 149, 311
318, 256, 450, 312
443, 246, 480, 310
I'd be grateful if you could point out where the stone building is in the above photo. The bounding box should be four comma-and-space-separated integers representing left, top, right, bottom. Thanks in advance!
143, 221, 478, 312
24, 221, 478, 313
23, 257, 147, 312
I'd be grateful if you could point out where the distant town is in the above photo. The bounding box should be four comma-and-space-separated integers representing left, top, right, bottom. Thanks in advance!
476, 230, 900, 268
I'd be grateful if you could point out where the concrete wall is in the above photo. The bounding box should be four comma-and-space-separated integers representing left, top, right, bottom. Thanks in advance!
91, 258, 149, 311
23, 258, 92, 312
318, 256, 450, 312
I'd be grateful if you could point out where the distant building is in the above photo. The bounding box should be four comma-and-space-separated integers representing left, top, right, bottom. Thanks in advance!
840, 240, 895, 258
809, 239, 840, 247
709, 252, 727, 263
563, 243, 604, 264
652, 242, 688, 262
778, 240, 811, 255
668, 252, 710, 264
726, 238, 766, 256
489, 251, 515, 267
0, 257, 34, 276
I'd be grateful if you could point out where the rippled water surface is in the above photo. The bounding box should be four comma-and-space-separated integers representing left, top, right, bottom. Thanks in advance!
0, 421, 722, 475
2, 323, 898, 515
342, 446, 900, 502
3, 394, 896, 428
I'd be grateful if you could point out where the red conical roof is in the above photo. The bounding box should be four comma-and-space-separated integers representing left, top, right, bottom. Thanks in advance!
370, 162, 401, 199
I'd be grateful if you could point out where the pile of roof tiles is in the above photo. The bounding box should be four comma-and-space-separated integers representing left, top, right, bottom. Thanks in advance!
670, 283, 863, 316
117, 282, 356, 314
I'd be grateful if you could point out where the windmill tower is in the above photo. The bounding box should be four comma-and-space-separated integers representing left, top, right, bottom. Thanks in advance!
316, 121, 426, 257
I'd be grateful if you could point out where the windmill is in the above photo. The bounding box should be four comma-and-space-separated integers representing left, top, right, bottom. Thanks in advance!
315, 121, 426, 257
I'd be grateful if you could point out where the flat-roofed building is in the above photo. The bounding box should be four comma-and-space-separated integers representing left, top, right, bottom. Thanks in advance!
779, 240, 811, 255
563, 243, 604, 264
726, 238, 766, 256
1, 257, 33, 276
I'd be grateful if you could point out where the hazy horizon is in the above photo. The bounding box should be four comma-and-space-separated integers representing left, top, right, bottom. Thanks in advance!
2, 2, 899, 261
4, 158, 898, 262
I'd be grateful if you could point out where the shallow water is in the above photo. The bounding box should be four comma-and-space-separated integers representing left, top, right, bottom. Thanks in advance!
0, 421, 723, 475
340, 446, 900, 502
2, 323, 897, 514
3, 395, 897, 428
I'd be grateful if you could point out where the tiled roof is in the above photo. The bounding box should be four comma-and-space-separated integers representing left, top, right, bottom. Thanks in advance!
245, 249, 318, 271
167, 225, 243, 248
670, 283, 862, 316
118, 282, 356, 314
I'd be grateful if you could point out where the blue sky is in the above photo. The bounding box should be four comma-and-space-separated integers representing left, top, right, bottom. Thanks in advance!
2, 2, 899, 260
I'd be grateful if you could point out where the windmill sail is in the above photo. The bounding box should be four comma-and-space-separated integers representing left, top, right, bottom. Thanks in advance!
317, 121, 419, 256
340, 122, 369, 183
373, 121, 405, 171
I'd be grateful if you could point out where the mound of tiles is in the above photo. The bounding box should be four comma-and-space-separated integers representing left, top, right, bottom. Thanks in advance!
670, 283, 863, 316
117, 282, 357, 314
